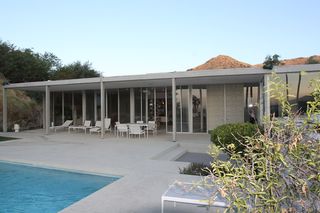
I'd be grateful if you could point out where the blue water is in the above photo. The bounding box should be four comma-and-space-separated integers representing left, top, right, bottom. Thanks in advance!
0, 161, 119, 213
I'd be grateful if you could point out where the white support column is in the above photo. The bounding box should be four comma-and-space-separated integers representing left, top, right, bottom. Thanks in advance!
94, 91, 97, 122
172, 78, 176, 142
45, 85, 50, 135
100, 79, 105, 138
259, 81, 264, 124
42, 93, 46, 129
71, 92, 75, 124
145, 89, 148, 122
130, 88, 135, 123
264, 75, 271, 119
62, 92, 65, 123
82, 90, 86, 123
200, 89, 203, 131
117, 89, 120, 122
154, 88, 156, 122
165, 88, 168, 133
2, 88, 7, 132
188, 85, 193, 133
105, 89, 108, 118
223, 84, 227, 124
52, 92, 55, 126
140, 88, 143, 121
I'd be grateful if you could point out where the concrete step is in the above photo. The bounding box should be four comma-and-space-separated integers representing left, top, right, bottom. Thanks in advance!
152, 143, 187, 161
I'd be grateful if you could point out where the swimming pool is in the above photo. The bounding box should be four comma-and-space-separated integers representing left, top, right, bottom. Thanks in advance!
0, 161, 119, 213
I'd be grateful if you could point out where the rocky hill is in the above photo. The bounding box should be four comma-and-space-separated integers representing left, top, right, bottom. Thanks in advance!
0, 76, 42, 131
189, 55, 320, 70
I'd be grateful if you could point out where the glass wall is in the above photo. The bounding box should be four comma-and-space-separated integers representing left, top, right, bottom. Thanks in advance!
192, 87, 207, 132
270, 72, 320, 117
64, 92, 72, 121
244, 86, 259, 123
156, 88, 166, 130
86, 91, 94, 124
108, 89, 118, 127
119, 89, 130, 123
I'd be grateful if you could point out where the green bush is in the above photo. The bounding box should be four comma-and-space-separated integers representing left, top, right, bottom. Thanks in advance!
210, 123, 259, 153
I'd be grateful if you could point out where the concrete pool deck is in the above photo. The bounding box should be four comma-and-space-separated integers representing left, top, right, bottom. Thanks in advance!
0, 130, 222, 213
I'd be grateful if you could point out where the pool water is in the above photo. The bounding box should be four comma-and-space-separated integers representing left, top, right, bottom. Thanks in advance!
0, 161, 119, 213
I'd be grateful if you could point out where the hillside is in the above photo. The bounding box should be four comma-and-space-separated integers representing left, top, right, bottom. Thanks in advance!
190, 55, 320, 70
190, 55, 252, 71
0, 76, 42, 131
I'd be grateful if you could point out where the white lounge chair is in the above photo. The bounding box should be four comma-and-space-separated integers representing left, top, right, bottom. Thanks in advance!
128, 124, 145, 139
136, 120, 144, 124
51, 120, 73, 132
161, 181, 228, 213
89, 120, 102, 134
68, 120, 92, 134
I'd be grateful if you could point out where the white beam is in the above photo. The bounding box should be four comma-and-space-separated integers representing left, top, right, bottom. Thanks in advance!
42, 93, 45, 129
130, 88, 135, 123
100, 79, 105, 138
71, 92, 75, 124
172, 78, 176, 142
154, 88, 156, 122
94, 90, 97, 121
188, 85, 193, 133
62, 92, 64, 123
105, 89, 108, 118
82, 90, 86, 123
45, 85, 50, 134
117, 89, 120, 122
145, 89, 148, 122
2, 88, 7, 132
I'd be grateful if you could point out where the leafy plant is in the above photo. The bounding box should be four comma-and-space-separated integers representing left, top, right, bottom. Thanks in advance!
204, 72, 320, 212
210, 123, 259, 153
263, 54, 281, 69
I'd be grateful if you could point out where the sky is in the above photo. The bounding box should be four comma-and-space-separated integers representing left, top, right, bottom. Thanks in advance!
0, 0, 319, 76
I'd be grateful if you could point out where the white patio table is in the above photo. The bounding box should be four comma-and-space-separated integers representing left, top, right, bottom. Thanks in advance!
161, 181, 228, 213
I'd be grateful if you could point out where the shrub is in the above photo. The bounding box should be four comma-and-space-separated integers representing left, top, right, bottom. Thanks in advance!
210, 123, 260, 153
204, 73, 320, 212
179, 163, 210, 176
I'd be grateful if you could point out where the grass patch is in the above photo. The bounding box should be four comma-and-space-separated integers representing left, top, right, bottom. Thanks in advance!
0, 136, 19, 142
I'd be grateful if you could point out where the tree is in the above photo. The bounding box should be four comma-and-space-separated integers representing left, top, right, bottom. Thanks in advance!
50, 61, 100, 80
0, 40, 59, 83
263, 54, 281, 69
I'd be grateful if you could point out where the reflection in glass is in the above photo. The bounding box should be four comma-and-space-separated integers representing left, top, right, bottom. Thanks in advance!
119, 89, 130, 123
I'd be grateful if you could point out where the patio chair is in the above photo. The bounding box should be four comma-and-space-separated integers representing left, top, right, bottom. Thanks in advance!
69, 120, 92, 134
128, 124, 145, 139
89, 120, 102, 134
147, 121, 157, 135
136, 120, 144, 124
90, 118, 112, 135
116, 123, 128, 137
51, 120, 73, 132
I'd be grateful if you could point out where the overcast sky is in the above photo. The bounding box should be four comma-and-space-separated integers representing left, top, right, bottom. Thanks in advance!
1, 0, 319, 76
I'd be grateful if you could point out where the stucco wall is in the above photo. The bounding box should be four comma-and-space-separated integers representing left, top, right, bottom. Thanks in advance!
207, 84, 244, 130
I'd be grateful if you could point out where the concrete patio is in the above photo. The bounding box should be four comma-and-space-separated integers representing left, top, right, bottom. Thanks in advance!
0, 130, 223, 213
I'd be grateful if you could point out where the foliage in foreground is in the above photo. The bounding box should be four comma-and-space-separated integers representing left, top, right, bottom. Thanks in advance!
205, 72, 320, 212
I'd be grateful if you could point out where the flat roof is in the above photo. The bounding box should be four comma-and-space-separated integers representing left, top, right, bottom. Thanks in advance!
4, 64, 320, 92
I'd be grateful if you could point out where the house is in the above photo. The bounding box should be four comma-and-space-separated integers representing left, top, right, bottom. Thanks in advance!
2, 64, 320, 141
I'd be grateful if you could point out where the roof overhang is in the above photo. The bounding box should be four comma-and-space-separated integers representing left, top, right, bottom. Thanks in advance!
4, 64, 320, 92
